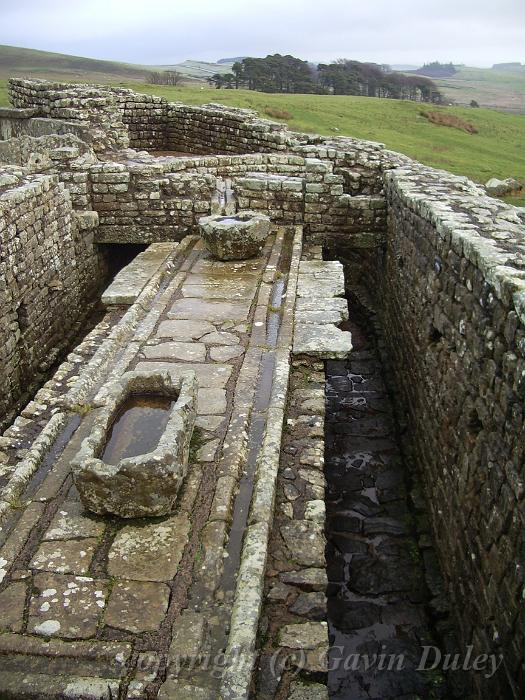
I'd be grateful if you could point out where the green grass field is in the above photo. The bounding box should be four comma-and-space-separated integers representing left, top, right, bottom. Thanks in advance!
435, 66, 525, 114
1, 74, 524, 207
0, 44, 154, 83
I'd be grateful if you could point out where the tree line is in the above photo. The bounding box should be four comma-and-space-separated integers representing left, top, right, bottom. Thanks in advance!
413, 61, 457, 78
207, 54, 443, 103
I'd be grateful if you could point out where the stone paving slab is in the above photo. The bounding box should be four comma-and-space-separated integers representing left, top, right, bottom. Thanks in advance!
195, 415, 225, 431
199, 330, 239, 345
293, 259, 352, 359
0, 634, 131, 678
0, 581, 26, 632
43, 502, 105, 541
196, 388, 227, 415
295, 296, 348, 315
0, 671, 120, 699
30, 539, 98, 575
134, 361, 232, 387
28, 573, 109, 639
156, 319, 216, 340
296, 275, 345, 298
293, 323, 353, 359
191, 257, 263, 274
142, 341, 206, 362
210, 345, 244, 361
168, 297, 252, 322
107, 515, 190, 581
183, 272, 258, 285
105, 580, 170, 633
181, 281, 257, 300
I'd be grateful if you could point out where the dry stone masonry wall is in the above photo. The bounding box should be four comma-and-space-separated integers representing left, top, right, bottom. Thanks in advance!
0, 167, 104, 427
380, 166, 525, 699
8, 79, 130, 152
0, 78, 524, 699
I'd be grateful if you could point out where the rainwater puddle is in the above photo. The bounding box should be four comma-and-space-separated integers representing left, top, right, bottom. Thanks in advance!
102, 394, 174, 464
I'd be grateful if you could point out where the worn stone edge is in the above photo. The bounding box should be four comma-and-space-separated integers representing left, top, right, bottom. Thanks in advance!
384, 167, 525, 326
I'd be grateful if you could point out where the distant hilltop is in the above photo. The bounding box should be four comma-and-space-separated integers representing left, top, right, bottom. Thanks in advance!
492, 62, 524, 72
217, 57, 247, 65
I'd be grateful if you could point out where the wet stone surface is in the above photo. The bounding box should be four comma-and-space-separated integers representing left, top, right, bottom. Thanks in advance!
105, 580, 170, 633
325, 307, 450, 699
107, 515, 190, 581
28, 573, 109, 639
254, 357, 329, 699
0, 231, 290, 699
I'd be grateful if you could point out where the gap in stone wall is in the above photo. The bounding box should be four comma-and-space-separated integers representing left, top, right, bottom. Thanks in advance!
100, 243, 149, 281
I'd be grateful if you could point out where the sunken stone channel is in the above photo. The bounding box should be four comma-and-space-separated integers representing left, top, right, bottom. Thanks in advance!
72, 370, 197, 518
199, 210, 271, 260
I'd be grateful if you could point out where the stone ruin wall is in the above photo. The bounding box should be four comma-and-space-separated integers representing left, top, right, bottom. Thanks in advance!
7, 79, 130, 152
0, 78, 524, 697
0, 168, 103, 427
379, 167, 525, 698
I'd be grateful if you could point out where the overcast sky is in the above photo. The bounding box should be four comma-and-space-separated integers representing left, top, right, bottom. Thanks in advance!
1, 0, 524, 67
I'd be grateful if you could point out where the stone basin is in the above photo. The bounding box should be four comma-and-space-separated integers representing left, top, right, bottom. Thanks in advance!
72, 370, 197, 518
198, 210, 271, 260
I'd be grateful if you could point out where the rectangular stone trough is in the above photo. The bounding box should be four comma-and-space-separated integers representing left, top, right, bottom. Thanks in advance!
72, 370, 197, 518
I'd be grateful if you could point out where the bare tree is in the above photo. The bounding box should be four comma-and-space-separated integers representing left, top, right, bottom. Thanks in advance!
147, 71, 184, 86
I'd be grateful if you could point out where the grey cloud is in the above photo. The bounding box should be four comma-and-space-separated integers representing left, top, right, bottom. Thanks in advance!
0, 0, 523, 66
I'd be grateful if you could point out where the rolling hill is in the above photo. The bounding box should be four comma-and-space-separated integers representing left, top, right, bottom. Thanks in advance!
0, 45, 233, 84
2, 45, 525, 113
433, 65, 525, 114
0, 44, 154, 83
0, 47, 524, 206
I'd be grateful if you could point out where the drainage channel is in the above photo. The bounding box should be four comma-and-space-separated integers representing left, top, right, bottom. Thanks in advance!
203, 234, 294, 694
220, 238, 292, 597
324, 299, 455, 699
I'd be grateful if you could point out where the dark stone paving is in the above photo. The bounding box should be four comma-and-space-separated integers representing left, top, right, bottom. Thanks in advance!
324, 308, 450, 700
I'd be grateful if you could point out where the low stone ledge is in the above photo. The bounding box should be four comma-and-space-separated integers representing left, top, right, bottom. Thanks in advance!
101, 242, 177, 306
293, 260, 352, 359
293, 323, 353, 359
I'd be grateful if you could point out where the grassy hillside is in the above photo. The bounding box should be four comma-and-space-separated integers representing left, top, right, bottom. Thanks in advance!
435, 65, 525, 114
153, 60, 232, 80
0, 45, 232, 84
0, 45, 154, 83
1, 77, 524, 207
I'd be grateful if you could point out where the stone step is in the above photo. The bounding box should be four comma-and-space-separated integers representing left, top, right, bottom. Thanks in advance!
293, 260, 352, 359
0, 634, 131, 699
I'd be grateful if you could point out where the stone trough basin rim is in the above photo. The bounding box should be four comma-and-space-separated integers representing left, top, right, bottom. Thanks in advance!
71, 369, 197, 518
198, 210, 272, 261
87, 371, 195, 466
